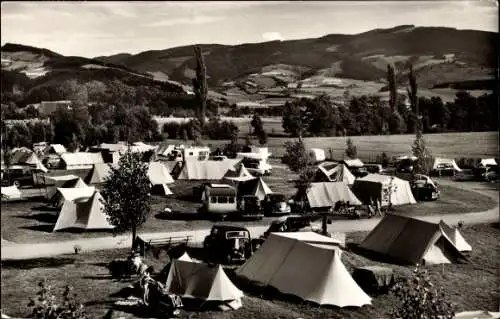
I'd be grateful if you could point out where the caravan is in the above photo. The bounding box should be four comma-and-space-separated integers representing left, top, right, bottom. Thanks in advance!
169, 146, 210, 162
237, 147, 272, 176
199, 184, 238, 219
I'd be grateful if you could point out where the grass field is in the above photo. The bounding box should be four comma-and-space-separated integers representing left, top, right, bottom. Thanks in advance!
1, 160, 497, 244
166, 131, 498, 162
2, 223, 498, 319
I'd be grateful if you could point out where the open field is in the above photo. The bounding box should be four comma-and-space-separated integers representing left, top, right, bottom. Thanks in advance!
160, 131, 498, 162
1, 161, 497, 244
2, 223, 498, 319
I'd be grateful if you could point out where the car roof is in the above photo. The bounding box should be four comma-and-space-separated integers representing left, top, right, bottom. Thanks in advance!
212, 225, 249, 232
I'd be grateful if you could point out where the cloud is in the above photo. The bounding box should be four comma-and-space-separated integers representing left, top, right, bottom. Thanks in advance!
261, 32, 284, 41
143, 15, 223, 27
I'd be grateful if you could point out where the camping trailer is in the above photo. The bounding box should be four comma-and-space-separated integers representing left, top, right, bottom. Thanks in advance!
200, 184, 238, 217
236, 147, 272, 176
308, 148, 326, 163
170, 146, 210, 162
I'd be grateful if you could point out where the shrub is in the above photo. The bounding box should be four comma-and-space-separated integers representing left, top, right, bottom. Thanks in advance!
391, 266, 455, 319
345, 138, 357, 158
28, 279, 88, 319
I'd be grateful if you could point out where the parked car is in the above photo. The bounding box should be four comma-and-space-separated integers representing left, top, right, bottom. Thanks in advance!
1, 166, 44, 188
481, 165, 499, 182
262, 193, 291, 216
350, 166, 369, 178
364, 164, 383, 174
411, 174, 440, 201
203, 225, 253, 264
396, 158, 417, 173
236, 195, 264, 220
253, 215, 321, 248
241, 157, 272, 176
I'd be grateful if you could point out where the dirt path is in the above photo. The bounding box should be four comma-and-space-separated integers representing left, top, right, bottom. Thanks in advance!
2, 181, 497, 260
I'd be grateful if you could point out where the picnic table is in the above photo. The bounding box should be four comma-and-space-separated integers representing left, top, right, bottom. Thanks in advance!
352, 265, 395, 294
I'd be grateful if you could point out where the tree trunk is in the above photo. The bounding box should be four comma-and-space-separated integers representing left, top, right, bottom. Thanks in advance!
131, 225, 137, 252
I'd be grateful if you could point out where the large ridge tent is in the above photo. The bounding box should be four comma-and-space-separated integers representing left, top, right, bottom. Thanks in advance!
302, 182, 362, 209
223, 163, 256, 183
314, 163, 356, 185
53, 189, 114, 232
176, 159, 240, 180
164, 259, 243, 309
432, 157, 462, 172
439, 221, 472, 252
1, 185, 22, 201
236, 232, 371, 307
352, 174, 417, 206
9, 147, 48, 172
60, 153, 104, 170
237, 177, 273, 201
360, 214, 466, 265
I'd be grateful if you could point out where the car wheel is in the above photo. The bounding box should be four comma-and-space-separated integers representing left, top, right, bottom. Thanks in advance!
13, 180, 20, 187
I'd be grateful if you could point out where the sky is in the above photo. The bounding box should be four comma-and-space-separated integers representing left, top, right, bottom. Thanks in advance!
1, 1, 498, 58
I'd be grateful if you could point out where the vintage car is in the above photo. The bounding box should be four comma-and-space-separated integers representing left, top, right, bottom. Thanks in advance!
236, 195, 264, 220
1, 166, 45, 188
203, 225, 253, 264
432, 163, 456, 176
256, 215, 321, 244
262, 193, 291, 216
475, 165, 499, 182
411, 174, 440, 201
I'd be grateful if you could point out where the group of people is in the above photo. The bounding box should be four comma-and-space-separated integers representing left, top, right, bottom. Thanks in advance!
367, 197, 383, 217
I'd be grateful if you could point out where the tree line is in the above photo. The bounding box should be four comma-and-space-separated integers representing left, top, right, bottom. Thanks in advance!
282, 90, 497, 138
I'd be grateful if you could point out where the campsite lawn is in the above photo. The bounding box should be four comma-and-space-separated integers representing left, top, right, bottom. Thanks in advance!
1, 169, 497, 244
1, 223, 498, 318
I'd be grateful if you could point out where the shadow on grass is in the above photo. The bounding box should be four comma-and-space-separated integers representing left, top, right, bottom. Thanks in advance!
17, 212, 58, 223
21, 224, 54, 233
31, 205, 59, 212
154, 212, 200, 221
346, 242, 413, 267
1, 257, 75, 269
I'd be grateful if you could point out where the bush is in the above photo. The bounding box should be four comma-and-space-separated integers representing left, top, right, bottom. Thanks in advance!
28, 279, 88, 319
391, 266, 455, 319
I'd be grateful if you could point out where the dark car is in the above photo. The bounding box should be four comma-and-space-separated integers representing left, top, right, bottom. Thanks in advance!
237, 195, 264, 220
411, 174, 440, 201
350, 166, 369, 178
261, 215, 320, 239
480, 165, 499, 182
262, 193, 291, 216
1, 166, 44, 188
397, 158, 417, 173
203, 225, 253, 264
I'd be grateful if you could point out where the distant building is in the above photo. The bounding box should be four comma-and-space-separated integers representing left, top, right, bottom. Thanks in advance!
30, 101, 73, 117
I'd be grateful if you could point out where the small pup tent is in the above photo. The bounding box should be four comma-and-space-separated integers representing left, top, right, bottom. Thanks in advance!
236, 232, 371, 307
360, 214, 466, 265
352, 174, 417, 206
223, 163, 255, 182
301, 182, 362, 209
1, 185, 22, 201
148, 162, 174, 195
237, 177, 273, 201
165, 259, 243, 309
439, 221, 472, 252
314, 163, 355, 185
454, 311, 500, 319
53, 189, 114, 232
480, 158, 497, 167
9, 147, 48, 172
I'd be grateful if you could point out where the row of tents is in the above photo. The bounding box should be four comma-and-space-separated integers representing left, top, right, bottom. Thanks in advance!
162, 214, 473, 310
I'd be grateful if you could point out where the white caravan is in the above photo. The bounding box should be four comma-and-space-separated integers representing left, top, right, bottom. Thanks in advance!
236, 147, 272, 176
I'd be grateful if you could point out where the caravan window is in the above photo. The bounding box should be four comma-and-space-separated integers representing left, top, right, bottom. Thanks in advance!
218, 196, 228, 204
188, 152, 194, 156
228, 197, 235, 204
211, 196, 217, 203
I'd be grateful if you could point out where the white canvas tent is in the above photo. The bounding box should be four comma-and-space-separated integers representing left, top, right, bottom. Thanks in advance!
314, 163, 355, 185
177, 252, 194, 262
53, 190, 114, 232
237, 177, 273, 201
176, 160, 237, 180
360, 214, 466, 265
1, 185, 22, 201
50, 178, 88, 207
223, 163, 256, 182
61, 152, 104, 170
439, 221, 472, 252
148, 162, 174, 195
433, 157, 462, 172
304, 182, 362, 209
352, 174, 417, 206
9, 148, 48, 172
342, 158, 364, 168
165, 259, 243, 306
480, 158, 497, 167
236, 232, 371, 307
88, 163, 114, 184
